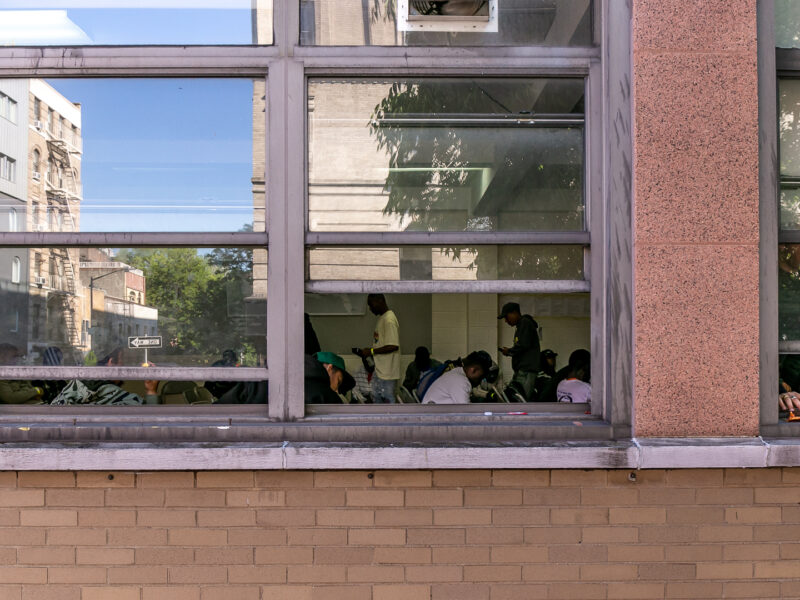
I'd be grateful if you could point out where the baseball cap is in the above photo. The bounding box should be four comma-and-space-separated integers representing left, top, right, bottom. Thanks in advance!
542, 349, 558, 358
315, 351, 346, 371
497, 302, 521, 319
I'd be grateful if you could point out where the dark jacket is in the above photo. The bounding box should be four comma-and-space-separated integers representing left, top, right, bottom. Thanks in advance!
304, 354, 342, 404
509, 314, 540, 374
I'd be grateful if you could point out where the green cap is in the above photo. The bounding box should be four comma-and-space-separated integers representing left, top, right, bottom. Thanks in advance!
315, 351, 346, 371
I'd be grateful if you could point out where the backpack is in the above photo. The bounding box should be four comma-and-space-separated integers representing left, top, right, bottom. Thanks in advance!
416, 360, 456, 402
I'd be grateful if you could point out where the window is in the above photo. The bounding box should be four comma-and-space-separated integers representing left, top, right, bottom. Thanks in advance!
33, 97, 40, 121
11, 256, 20, 284
0, 91, 16, 123
32, 149, 40, 179
0, 153, 15, 182
8, 208, 16, 232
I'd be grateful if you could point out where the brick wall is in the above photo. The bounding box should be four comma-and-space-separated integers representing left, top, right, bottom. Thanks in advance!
0, 468, 798, 598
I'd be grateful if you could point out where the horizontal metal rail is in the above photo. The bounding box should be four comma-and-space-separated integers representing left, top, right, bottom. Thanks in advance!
0, 232, 267, 248
305, 231, 590, 246
306, 279, 590, 294
0, 366, 267, 382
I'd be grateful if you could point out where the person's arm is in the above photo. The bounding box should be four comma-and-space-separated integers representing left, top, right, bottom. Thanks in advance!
402, 363, 417, 391
0, 381, 42, 404
507, 318, 536, 355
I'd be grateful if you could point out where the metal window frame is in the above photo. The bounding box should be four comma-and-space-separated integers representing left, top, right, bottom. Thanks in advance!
0, 0, 634, 442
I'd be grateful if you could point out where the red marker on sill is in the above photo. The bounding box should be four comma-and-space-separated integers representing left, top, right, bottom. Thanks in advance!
507, 411, 527, 415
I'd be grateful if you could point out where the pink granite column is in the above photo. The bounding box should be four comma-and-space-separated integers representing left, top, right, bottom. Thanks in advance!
632, 0, 760, 436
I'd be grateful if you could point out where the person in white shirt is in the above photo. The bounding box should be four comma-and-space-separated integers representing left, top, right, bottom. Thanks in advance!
423, 351, 493, 405
556, 349, 591, 404
358, 294, 400, 403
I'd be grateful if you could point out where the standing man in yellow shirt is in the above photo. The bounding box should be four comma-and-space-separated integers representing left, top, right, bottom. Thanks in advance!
359, 293, 400, 403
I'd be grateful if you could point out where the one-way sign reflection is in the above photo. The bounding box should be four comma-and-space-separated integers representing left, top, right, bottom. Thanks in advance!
128, 336, 162, 349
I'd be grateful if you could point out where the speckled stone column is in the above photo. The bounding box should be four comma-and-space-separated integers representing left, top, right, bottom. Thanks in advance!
632, 0, 760, 436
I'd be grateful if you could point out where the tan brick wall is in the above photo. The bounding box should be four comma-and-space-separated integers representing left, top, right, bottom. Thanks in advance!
0, 469, 799, 598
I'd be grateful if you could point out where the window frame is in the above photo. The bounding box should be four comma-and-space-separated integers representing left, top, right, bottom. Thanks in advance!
0, 0, 633, 442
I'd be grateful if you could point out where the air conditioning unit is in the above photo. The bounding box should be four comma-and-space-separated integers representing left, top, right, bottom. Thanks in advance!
34, 276, 46, 286
398, 0, 497, 32
33, 120, 45, 131
32, 171, 41, 181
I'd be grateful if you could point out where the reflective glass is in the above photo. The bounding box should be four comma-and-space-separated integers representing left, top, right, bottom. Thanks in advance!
308, 78, 585, 233
0, 78, 263, 232
307, 245, 584, 280
777, 0, 800, 49
0, 1, 272, 46
0, 246, 265, 368
300, 0, 592, 47
781, 244, 800, 341
304, 292, 590, 404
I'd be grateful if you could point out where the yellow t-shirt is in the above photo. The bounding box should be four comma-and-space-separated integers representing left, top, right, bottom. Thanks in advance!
373, 309, 400, 381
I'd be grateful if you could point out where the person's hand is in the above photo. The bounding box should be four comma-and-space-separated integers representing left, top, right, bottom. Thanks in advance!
359, 347, 371, 358
142, 362, 159, 395
500, 347, 510, 357
780, 392, 800, 412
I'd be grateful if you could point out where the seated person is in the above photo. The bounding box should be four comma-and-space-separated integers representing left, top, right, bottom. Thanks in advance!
304, 351, 355, 404
423, 350, 492, 405
556, 349, 591, 404
532, 349, 557, 402
403, 346, 441, 393
0, 343, 44, 404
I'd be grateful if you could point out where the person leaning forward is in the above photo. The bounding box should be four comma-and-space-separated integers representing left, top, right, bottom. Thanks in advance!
498, 302, 541, 402
357, 293, 400, 403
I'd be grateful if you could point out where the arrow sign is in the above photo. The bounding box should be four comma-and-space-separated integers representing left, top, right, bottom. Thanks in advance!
128, 336, 162, 349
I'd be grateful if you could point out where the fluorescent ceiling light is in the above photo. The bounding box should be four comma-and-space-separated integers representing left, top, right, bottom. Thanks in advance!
0, 10, 91, 45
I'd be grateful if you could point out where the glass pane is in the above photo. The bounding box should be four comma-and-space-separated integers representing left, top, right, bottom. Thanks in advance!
0, 246, 265, 368
308, 78, 585, 233
304, 292, 590, 404
781, 187, 800, 230
300, 0, 592, 47
781, 244, 800, 341
777, 0, 800, 49
0, 78, 263, 232
307, 245, 584, 280
0, 1, 272, 46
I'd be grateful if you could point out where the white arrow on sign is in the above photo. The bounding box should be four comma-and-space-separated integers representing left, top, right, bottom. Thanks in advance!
128, 336, 162, 349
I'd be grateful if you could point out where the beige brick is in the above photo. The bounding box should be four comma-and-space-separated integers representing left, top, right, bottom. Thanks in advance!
665, 582, 723, 599
21, 585, 80, 600
639, 563, 696, 581
698, 525, 752, 542
227, 565, 286, 584
255, 546, 313, 565
0, 473, 16, 488
374, 547, 431, 564
108, 527, 167, 546
168, 566, 227, 584
108, 566, 168, 584
346, 566, 404, 583
314, 547, 373, 565
550, 508, 608, 525
287, 565, 346, 583
48, 567, 106, 584
432, 547, 490, 565
196, 509, 255, 527
521, 564, 580, 582
347, 528, 405, 546
405, 565, 462, 582
405, 490, 462, 507
434, 509, 491, 526
609, 507, 666, 524
581, 488, 638, 506
665, 469, 723, 487
0, 490, 43, 507
726, 507, 782, 524
76, 472, 134, 488
81, 587, 140, 600
431, 583, 490, 600
255, 472, 313, 488
201, 586, 260, 600
0, 527, 45, 546
524, 527, 581, 544
196, 471, 254, 488
466, 527, 522, 545
608, 470, 665, 486
547, 583, 606, 599
46, 527, 104, 546
664, 544, 723, 562
345, 490, 403, 507
698, 562, 754, 579
522, 488, 580, 506
167, 528, 227, 546
550, 470, 607, 487
0, 568, 45, 584
580, 564, 638, 581
464, 565, 520, 583
259, 585, 312, 600
548, 544, 607, 563
492, 470, 549, 487
373, 471, 432, 488
607, 545, 664, 563
754, 560, 800, 579
226, 491, 285, 507
492, 508, 548, 526
723, 581, 781, 599
228, 528, 287, 546
373, 509, 429, 526
135, 548, 194, 566
18, 472, 74, 488
606, 583, 665, 599
287, 528, 346, 546
165, 490, 226, 508
725, 543, 779, 561
754, 524, 800, 541
0, 510, 20, 526
639, 488, 696, 505
137, 509, 195, 527
373, 584, 429, 600
780, 542, 800, 559
78, 510, 136, 527
490, 545, 547, 564
19, 510, 76, 527
782, 467, 800, 484
309, 585, 371, 600
137, 473, 195, 488
581, 526, 638, 543
286, 490, 345, 508
464, 490, 521, 507
315, 510, 373, 527
0, 549, 15, 565
407, 528, 465, 546
725, 468, 781, 486
784, 581, 800, 597
433, 471, 491, 487
142, 586, 200, 600
782, 506, 800, 523
314, 472, 373, 488
696, 487, 753, 505
46, 489, 104, 507
257, 509, 316, 527
76, 548, 134, 565
194, 548, 253, 565
105, 489, 164, 507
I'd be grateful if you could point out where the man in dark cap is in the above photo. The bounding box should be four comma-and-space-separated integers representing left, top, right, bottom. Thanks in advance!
498, 302, 540, 402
